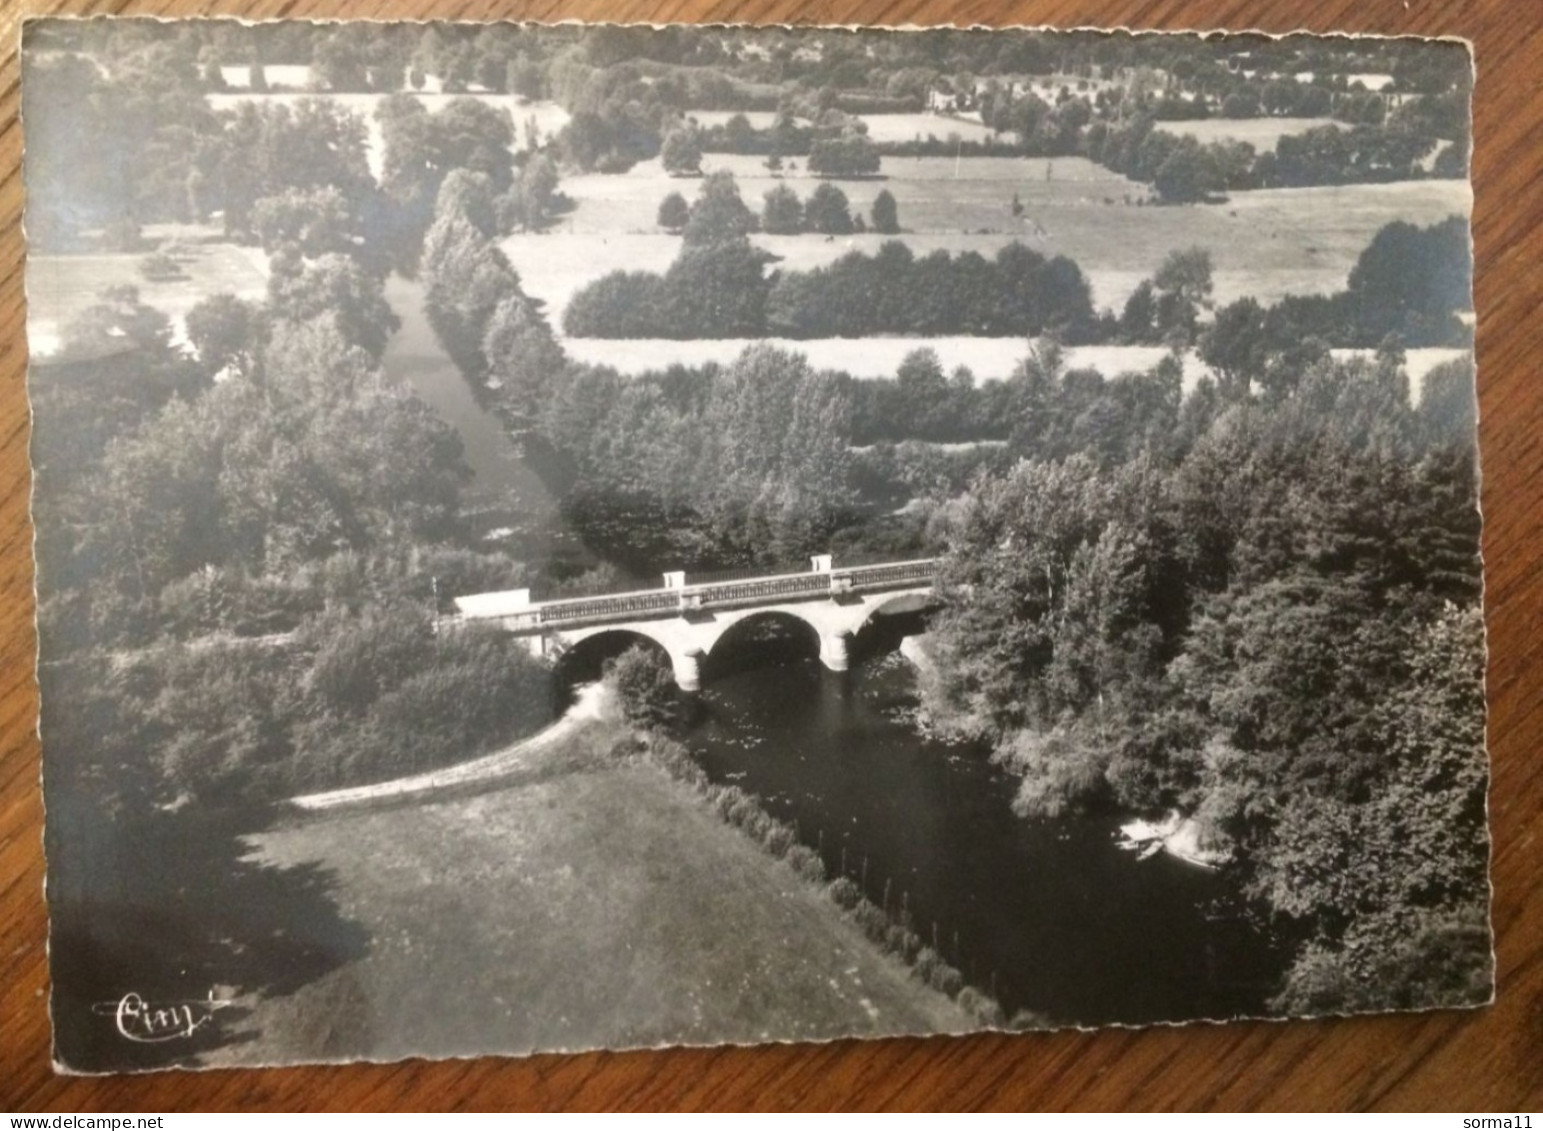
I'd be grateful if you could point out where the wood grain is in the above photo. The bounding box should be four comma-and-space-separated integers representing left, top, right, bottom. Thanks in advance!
3, 0, 1540, 1112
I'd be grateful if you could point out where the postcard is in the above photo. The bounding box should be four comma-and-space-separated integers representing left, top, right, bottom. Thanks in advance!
22, 18, 1489, 1072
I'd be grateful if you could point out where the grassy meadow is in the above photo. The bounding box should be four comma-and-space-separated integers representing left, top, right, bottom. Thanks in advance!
508, 159, 1471, 323
27, 232, 269, 354
203, 706, 972, 1065
1155, 115, 1348, 151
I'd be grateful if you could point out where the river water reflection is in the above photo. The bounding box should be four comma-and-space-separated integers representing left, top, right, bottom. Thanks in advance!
683, 636, 1286, 1028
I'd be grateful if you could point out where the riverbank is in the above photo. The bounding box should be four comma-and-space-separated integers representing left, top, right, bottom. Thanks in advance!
202, 691, 972, 1066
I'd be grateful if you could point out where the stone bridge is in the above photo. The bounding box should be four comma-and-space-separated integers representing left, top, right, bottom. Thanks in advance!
446, 556, 939, 690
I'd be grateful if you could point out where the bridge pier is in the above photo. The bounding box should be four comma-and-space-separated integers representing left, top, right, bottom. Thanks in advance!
673, 646, 706, 692
819, 630, 852, 673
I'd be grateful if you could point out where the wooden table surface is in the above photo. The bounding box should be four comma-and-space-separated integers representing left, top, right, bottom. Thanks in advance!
3, 0, 1541, 1112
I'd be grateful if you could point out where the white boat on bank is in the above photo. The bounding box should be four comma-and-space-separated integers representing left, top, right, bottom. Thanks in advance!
1117, 811, 1230, 869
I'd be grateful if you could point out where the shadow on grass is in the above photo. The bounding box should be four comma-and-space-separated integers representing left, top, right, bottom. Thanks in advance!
47, 796, 369, 1073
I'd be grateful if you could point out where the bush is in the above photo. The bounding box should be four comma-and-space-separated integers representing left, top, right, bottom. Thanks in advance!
300, 622, 554, 789
912, 945, 941, 984
809, 134, 881, 177
413, 547, 528, 613
956, 987, 1006, 1027
739, 806, 772, 842
302, 603, 438, 717
887, 924, 922, 962
714, 784, 749, 820
148, 642, 298, 804
871, 188, 900, 234
761, 184, 803, 234
804, 183, 854, 235
649, 736, 709, 788
138, 252, 186, 282
852, 899, 890, 943
761, 818, 796, 858
604, 644, 677, 730
786, 844, 826, 883
828, 876, 863, 910
562, 270, 666, 337
657, 191, 690, 232
929, 962, 964, 997
661, 128, 704, 176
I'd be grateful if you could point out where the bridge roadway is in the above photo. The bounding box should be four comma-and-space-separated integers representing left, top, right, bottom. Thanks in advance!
447, 556, 939, 690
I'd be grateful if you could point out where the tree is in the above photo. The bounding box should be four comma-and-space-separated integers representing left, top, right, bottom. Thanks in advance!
1344, 216, 1471, 347
482, 294, 567, 434
893, 348, 953, 440
659, 242, 773, 337
683, 171, 756, 247
660, 126, 704, 176
1200, 297, 1269, 399
804, 182, 854, 235
185, 294, 266, 379
516, 154, 560, 230
605, 644, 677, 730
808, 132, 881, 178
250, 186, 365, 263
1118, 280, 1159, 345
421, 206, 526, 376
312, 30, 368, 91
1154, 139, 1220, 203
761, 184, 803, 235
1417, 357, 1477, 445
377, 95, 520, 268
657, 191, 690, 233
266, 253, 400, 360
870, 188, 900, 234
1151, 246, 1214, 347
563, 272, 667, 339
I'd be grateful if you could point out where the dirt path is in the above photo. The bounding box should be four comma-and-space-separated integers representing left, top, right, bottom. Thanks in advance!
288, 683, 609, 812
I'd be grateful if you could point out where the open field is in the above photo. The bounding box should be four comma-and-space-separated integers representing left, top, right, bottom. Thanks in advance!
688, 110, 780, 130
508, 176, 1471, 322
552, 154, 1141, 239
201, 706, 971, 1065
218, 63, 314, 88
1155, 116, 1347, 152
688, 109, 1001, 144
207, 92, 571, 178
27, 235, 269, 355
855, 112, 1001, 144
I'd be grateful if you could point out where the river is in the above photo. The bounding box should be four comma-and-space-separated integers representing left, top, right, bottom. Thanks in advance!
682, 622, 1286, 1028
381, 274, 594, 568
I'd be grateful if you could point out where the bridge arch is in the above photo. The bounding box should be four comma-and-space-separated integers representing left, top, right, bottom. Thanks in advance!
701, 609, 822, 681
555, 628, 673, 686
849, 591, 940, 661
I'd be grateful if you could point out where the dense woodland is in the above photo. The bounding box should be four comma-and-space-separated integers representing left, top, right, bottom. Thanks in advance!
26, 22, 1487, 1021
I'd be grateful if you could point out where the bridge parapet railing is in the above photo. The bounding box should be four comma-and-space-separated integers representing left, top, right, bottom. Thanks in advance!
690, 572, 830, 607
537, 590, 680, 625
838, 560, 939, 589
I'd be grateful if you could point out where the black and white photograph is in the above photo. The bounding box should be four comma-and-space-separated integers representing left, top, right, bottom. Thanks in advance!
21, 18, 1489, 1073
